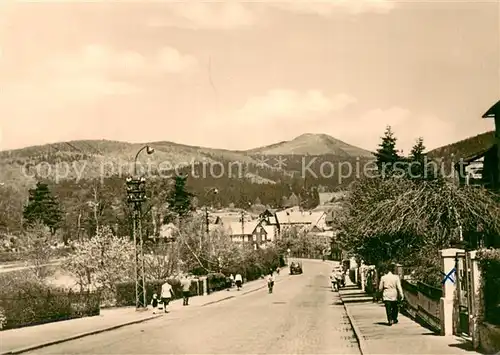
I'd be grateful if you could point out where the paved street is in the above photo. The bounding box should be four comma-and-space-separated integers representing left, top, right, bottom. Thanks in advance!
24, 260, 360, 354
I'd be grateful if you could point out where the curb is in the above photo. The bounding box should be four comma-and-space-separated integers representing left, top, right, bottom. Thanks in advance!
0, 281, 275, 354
339, 291, 369, 355
201, 295, 235, 307
0, 314, 162, 355
1, 275, 291, 354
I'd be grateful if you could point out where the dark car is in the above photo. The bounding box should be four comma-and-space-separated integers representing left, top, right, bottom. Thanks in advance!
289, 261, 303, 275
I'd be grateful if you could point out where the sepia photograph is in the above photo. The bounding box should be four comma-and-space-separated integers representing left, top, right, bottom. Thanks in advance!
0, 0, 499, 354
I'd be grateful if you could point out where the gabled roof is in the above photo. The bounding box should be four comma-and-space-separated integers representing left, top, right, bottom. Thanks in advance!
228, 220, 260, 236
275, 210, 325, 226
454, 144, 496, 168
318, 192, 335, 205
483, 100, 500, 118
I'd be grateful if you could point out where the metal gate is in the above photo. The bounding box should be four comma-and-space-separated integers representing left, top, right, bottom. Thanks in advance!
455, 251, 473, 336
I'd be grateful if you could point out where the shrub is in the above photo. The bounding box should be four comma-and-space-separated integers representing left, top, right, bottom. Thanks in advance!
0, 273, 99, 330
115, 278, 202, 307
207, 273, 229, 292
477, 248, 500, 325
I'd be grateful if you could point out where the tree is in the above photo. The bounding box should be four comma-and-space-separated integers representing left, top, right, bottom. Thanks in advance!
374, 126, 401, 175
24, 222, 54, 280
0, 186, 24, 234
23, 182, 63, 235
165, 175, 193, 221
408, 137, 438, 181
65, 227, 135, 298
336, 176, 500, 286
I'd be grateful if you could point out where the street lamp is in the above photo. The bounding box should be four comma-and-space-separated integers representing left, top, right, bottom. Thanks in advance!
127, 145, 155, 310
134, 145, 155, 176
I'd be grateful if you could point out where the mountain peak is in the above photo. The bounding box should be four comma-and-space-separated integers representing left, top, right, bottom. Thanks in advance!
247, 133, 373, 157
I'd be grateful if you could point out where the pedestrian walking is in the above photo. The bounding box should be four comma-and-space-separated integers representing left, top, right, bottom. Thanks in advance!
276, 267, 280, 275
235, 273, 243, 290
181, 275, 192, 306
161, 281, 174, 313
150, 293, 159, 314
229, 274, 235, 288
378, 263, 404, 326
266, 272, 275, 293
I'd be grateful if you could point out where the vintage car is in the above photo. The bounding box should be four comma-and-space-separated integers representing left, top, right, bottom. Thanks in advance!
289, 261, 303, 275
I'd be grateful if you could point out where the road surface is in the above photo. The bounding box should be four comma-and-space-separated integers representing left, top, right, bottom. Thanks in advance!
25, 260, 360, 354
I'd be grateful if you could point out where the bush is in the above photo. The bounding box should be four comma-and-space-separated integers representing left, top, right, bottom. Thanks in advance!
478, 249, 500, 325
0, 273, 99, 330
207, 273, 229, 292
115, 278, 202, 307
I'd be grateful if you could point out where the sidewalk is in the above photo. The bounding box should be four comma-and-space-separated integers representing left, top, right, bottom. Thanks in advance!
0, 272, 287, 355
338, 286, 482, 354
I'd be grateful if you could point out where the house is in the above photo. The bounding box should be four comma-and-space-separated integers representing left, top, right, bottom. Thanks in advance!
259, 208, 279, 228
287, 193, 300, 207
454, 100, 500, 189
226, 219, 276, 248
454, 146, 497, 188
275, 207, 327, 232
259, 208, 276, 220
482, 100, 500, 189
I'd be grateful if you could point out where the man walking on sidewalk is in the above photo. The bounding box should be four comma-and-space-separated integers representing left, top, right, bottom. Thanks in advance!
181, 275, 192, 306
378, 263, 404, 326
161, 280, 173, 313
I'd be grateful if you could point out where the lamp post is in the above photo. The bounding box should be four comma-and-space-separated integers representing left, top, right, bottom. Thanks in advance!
126, 145, 154, 310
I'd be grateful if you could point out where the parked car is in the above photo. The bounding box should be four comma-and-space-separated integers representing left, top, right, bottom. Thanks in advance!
290, 261, 303, 275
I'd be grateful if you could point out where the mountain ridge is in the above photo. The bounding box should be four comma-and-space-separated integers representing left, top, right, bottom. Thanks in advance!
0, 133, 372, 159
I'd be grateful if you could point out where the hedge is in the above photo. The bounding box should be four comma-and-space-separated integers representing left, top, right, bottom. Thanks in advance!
115, 278, 204, 307
477, 249, 500, 325
0, 285, 99, 330
206, 273, 230, 293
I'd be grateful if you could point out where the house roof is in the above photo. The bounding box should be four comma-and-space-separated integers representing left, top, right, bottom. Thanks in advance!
275, 210, 325, 226
228, 220, 260, 236
454, 144, 496, 168
318, 192, 335, 205
483, 100, 500, 118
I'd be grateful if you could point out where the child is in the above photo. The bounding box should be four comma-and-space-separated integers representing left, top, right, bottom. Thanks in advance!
151, 293, 159, 314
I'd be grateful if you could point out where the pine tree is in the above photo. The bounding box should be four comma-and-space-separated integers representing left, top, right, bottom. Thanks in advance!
408, 137, 438, 181
23, 182, 63, 235
166, 175, 194, 220
408, 137, 426, 179
374, 126, 401, 175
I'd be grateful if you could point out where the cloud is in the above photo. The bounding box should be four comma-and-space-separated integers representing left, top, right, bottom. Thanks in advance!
49, 44, 198, 78
269, 0, 396, 16
230, 90, 356, 124
328, 106, 462, 153
149, 0, 393, 30
1, 44, 198, 107
148, 2, 255, 30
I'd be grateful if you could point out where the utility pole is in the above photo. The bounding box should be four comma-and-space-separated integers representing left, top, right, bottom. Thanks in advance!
126, 177, 148, 309
205, 206, 209, 235
241, 210, 245, 236
125, 144, 154, 311
203, 187, 218, 253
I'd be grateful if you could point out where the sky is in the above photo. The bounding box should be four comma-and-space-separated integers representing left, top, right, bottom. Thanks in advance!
0, 0, 499, 154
